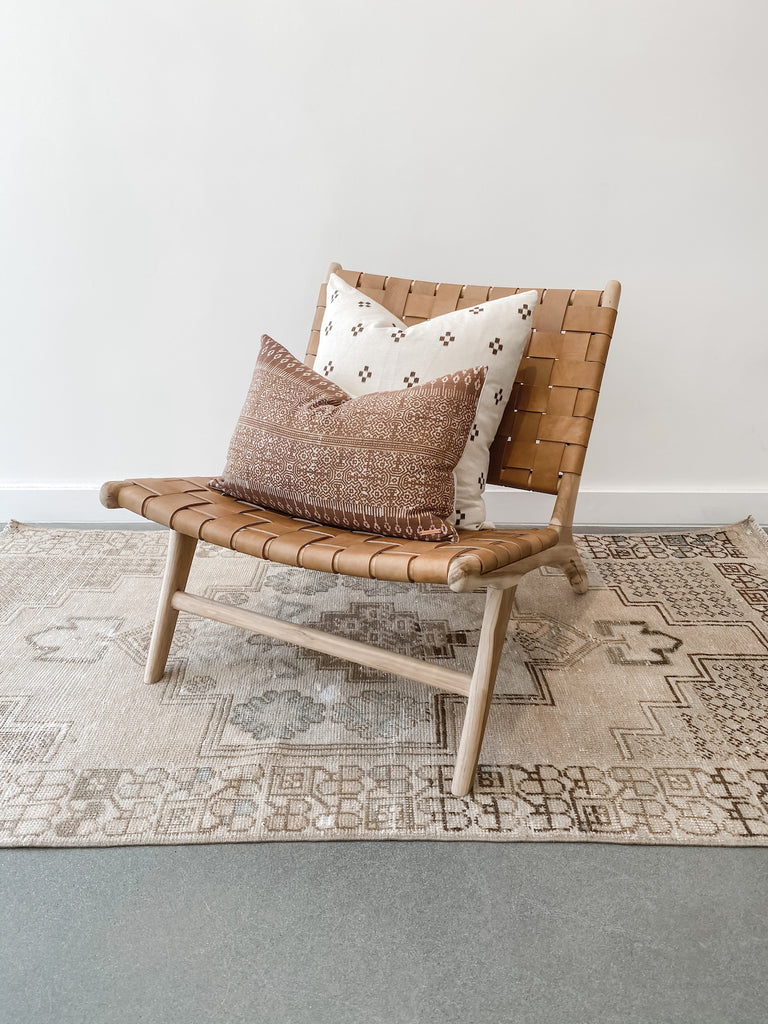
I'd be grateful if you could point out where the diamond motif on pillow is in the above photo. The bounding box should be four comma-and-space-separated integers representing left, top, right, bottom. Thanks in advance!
489, 337, 503, 354
329, 289, 339, 303
358, 300, 371, 308
403, 371, 420, 388
469, 424, 479, 442
391, 329, 406, 343
469, 306, 483, 315
351, 323, 364, 337
440, 331, 456, 347
358, 365, 372, 383
324, 321, 333, 335
493, 388, 504, 405
322, 361, 334, 376
518, 303, 532, 320
478, 471, 485, 490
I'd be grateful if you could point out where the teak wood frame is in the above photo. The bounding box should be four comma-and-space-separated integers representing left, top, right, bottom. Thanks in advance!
103, 263, 621, 798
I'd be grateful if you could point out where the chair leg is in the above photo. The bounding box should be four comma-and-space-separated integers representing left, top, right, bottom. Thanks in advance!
549, 476, 590, 594
145, 530, 198, 684
556, 544, 590, 594
452, 585, 516, 797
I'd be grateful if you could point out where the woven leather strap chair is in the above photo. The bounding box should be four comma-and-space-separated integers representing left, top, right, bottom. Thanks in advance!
101, 263, 621, 797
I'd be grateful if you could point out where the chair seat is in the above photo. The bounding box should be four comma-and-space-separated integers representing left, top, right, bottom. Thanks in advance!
100, 477, 560, 585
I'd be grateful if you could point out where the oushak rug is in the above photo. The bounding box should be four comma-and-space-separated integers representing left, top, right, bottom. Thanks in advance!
1, 518, 768, 847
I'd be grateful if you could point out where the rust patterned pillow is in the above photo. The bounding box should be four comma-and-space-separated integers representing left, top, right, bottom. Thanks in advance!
210, 336, 487, 541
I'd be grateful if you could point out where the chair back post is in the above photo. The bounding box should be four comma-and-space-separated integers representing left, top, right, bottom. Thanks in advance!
547, 278, 621, 540
548, 472, 581, 538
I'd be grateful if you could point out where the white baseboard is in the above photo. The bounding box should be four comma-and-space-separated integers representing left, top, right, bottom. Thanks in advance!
1, 486, 143, 524
1, 485, 766, 528
483, 486, 768, 528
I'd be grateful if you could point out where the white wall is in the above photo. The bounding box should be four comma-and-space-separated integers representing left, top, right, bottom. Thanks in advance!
1, 0, 766, 525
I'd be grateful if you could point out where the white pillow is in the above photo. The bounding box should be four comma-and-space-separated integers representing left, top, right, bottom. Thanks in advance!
314, 273, 538, 530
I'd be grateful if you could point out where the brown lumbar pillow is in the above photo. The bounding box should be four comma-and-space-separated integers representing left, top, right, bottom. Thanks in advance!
210, 335, 487, 541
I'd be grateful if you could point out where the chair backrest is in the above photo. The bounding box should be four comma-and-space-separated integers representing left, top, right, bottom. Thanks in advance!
306, 265, 620, 497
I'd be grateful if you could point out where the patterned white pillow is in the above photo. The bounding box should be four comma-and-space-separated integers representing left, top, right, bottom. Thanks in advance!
314, 273, 538, 529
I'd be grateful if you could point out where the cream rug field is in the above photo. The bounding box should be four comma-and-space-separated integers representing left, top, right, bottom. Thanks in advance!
1, 518, 768, 847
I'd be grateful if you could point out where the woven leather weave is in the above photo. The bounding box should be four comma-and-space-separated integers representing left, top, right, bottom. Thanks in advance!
101, 478, 559, 584
306, 270, 618, 495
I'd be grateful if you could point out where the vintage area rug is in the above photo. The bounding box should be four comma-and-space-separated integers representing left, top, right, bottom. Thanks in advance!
1, 518, 768, 847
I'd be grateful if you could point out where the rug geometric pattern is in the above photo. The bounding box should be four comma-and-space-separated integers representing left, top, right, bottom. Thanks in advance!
1, 518, 767, 846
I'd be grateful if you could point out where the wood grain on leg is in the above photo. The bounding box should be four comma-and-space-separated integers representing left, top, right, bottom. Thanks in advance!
145, 530, 198, 684
549, 474, 589, 593
170, 590, 471, 696
555, 544, 590, 594
452, 585, 516, 797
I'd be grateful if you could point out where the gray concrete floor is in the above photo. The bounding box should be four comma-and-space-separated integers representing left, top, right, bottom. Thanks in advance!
2, 523, 767, 1023
1, 842, 766, 1024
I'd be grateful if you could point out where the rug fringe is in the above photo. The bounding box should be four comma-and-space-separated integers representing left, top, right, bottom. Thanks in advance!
744, 514, 768, 547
